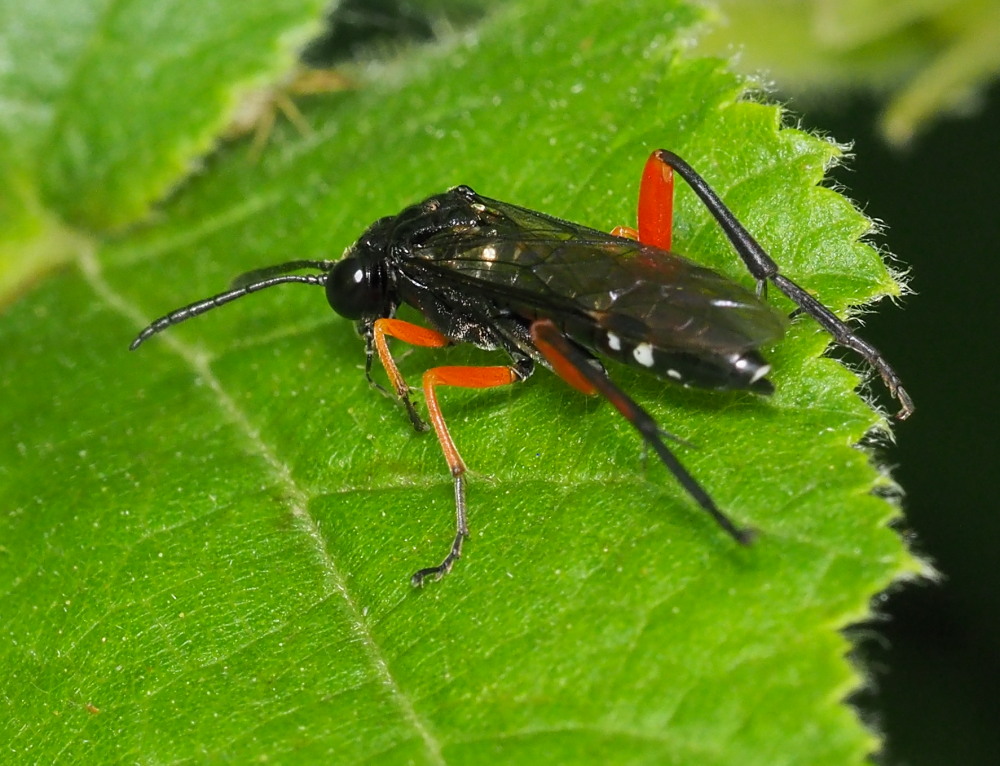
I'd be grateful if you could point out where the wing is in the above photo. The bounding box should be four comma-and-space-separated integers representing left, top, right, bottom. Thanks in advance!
400, 194, 788, 359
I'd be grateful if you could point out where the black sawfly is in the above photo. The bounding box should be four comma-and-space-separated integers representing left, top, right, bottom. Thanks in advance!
131, 149, 913, 586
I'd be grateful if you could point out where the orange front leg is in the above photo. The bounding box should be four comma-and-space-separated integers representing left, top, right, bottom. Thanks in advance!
371, 317, 451, 431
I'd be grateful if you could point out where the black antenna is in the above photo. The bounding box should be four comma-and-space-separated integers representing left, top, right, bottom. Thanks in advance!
230, 259, 335, 288
129, 265, 332, 351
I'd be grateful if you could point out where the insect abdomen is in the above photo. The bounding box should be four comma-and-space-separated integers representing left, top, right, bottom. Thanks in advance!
589, 320, 774, 393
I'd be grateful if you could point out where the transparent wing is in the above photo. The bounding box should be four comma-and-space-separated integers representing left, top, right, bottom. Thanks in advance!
401, 195, 787, 356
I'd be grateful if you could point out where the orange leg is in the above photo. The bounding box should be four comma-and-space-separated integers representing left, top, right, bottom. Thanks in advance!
610, 225, 639, 241
612, 152, 673, 247
369, 318, 527, 584
412, 365, 523, 586
637, 151, 675, 251
371, 317, 451, 431
529, 326, 597, 396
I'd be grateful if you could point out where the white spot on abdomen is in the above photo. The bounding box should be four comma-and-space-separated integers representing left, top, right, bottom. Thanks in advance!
607, 332, 621, 351
750, 364, 771, 384
633, 342, 654, 368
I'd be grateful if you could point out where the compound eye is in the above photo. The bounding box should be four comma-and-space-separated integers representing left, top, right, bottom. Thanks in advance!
325, 255, 384, 320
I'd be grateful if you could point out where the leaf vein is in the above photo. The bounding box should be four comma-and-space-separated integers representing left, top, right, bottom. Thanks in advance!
81, 249, 448, 765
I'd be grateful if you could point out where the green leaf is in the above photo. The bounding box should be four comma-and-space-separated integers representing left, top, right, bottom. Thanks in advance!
1, 0, 921, 763
0, 0, 328, 299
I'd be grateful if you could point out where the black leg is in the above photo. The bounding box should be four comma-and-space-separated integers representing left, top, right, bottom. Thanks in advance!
653, 149, 914, 419
531, 319, 756, 545
411, 475, 469, 587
